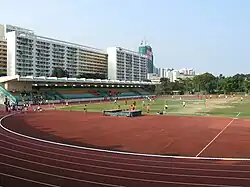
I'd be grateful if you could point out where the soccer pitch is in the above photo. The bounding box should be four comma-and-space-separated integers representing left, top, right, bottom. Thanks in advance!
58, 98, 205, 116
57, 96, 250, 118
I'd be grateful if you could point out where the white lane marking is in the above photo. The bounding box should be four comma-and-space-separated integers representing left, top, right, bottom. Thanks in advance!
1, 162, 124, 187
196, 112, 241, 157
2, 146, 250, 181
1, 136, 250, 170
1, 135, 250, 167
0, 133, 201, 165
1, 147, 250, 174
0, 172, 59, 187
0, 136, 250, 167
1, 113, 250, 161
0, 160, 240, 187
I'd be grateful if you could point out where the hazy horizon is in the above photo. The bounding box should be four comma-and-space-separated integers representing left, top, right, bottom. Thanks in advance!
1, 0, 250, 76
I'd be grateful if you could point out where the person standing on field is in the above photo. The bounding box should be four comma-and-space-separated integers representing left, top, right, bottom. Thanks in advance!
146, 104, 150, 113
182, 101, 186, 108
83, 104, 87, 112
164, 103, 168, 113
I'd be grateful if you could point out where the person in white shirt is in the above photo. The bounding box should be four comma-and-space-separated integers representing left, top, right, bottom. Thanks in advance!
165, 104, 168, 110
182, 101, 186, 107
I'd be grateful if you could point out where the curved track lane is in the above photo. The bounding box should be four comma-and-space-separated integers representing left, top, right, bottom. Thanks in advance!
1, 113, 250, 187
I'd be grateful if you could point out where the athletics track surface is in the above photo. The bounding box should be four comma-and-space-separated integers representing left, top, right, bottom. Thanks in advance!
1, 112, 250, 186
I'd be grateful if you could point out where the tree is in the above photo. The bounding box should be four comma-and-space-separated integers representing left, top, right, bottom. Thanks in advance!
154, 72, 250, 96
154, 84, 163, 95
51, 67, 69, 78
244, 80, 250, 93
191, 73, 216, 93
178, 78, 194, 93
160, 78, 172, 94
77, 72, 106, 79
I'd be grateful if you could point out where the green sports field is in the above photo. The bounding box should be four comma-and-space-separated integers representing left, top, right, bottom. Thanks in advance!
57, 96, 250, 118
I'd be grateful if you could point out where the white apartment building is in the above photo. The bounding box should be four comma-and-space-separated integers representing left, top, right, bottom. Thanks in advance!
179, 68, 195, 76
107, 47, 147, 81
155, 67, 196, 82
147, 73, 161, 84
156, 68, 174, 82
0, 24, 34, 38
172, 70, 181, 82
0, 38, 7, 74
4, 24, 108, 77
166, 70, 173, 82
158, 68, 165, 78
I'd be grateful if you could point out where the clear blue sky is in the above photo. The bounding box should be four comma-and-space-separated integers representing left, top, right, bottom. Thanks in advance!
1, 0, 250, 76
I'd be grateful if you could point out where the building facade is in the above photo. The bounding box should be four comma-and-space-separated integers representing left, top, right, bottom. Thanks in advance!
139, 43, 154, 73
107, 47, 147, 81
158, 68, 166, 78
147, 73, 161, 84
0, 24, 34, 38
5, 25, 108, 78
0, 38, 7, 75
179, 68, 195, 76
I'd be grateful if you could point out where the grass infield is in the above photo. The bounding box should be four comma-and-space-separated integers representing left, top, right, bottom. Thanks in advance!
56, 96, 250, 118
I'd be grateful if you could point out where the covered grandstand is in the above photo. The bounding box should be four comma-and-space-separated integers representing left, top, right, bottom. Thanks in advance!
0, 75, 156, 105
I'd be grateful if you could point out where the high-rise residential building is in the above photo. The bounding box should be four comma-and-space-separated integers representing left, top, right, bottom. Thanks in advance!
172, 70, 181, 82
153, 64, 158, 74
0, 37, 7, 75
158, 68, 165, 77
166, 69, 173, 82
5, 25, 108, 77
107, 47, 147, 81
0, 25, 5, 38
139, 40, 154, 73
157, 68, 174, 82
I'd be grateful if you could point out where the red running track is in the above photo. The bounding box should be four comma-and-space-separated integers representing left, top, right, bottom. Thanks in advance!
1, 113, 250, 187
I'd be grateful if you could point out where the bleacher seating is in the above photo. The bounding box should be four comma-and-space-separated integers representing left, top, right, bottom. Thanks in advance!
132, 88, 151, 95
7, 87, 153, 104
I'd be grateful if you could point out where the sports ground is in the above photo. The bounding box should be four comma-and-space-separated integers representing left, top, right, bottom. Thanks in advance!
2, 95, 250, 186
4, 95, 250, 158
